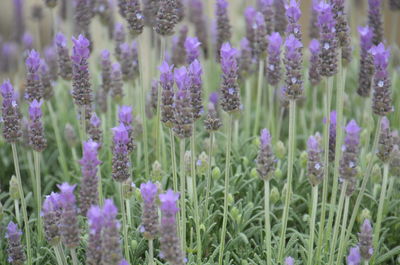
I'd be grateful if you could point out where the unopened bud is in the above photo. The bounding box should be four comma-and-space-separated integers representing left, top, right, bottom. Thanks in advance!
227, 193, 234, 205
274, 168, 283, 179
251, 168, 258, 178
300, 151, 308, 169
275, 141, 286, 159
64, 123, 78, 147
184, 151, 191, 175
151, 160, 162, 181
357, 208, 371, 224
371, 164, 381, 184
9, 176, 19, 200
122, 179, 135, 199
212, 167, 221, 180
281, 183, 288, 201
270, 186, 280, 204
241, 156, 249, 167
197, 152, 209, 175
231, 207, 241, 223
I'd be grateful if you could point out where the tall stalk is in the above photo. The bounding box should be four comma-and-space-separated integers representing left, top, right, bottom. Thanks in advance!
119, 183, 130, 263
70, 248, 79, 265
277, 99, 296, 262
170, 129, 178, 191
191, 126, 202, 262
327, 181, 348, 265
315, 76, 333, 261
204, 132, 214, 216
335, 195, 351, 264
148, 239, 154, 265
373, 163, 389, 254
307, 185, 319, 265
155, 38, 166, 164
244, 79, 252, 139
218, 114, 233, 265
34, 151, 43, 242
264, 180, 272, 265
14, 199, 21, 226
53, 245, 64, 265
253, 60, 265, 136
11, 143, 32, 265
179, 139, 187, 251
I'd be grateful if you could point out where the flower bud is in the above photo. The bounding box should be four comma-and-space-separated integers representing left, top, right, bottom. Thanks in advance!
9, 175, 19, 200
300, 150, 308, 169
270, 186, 280, 204
303, 214, 310, 222
197, 152, 209, 175
281, 183, 288, 201
275, 140, 286, 159
227, 193, 234, 205
231, 207, 241, 223
241, 156, 249, 167
212, 167, 221, 180
371, 164, 381, 184
251, 168, 258, 178
274, 168, 283, 179
122, 180, 135, 199
131, 239, 138, 250
358, 208, 372, 224
151, 160, 162, 181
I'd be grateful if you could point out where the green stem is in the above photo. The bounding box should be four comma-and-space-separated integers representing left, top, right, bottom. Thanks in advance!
191, 126, 202, 262
204, 132, 214, 216
14, 199, 21, 226
325, 66, 347, 248
218, 114, 233, 265
244, 79, 252, 139
373, 163, 389, 254
148, 239, 154, 265
11, 143, 32, 265
53, 246, 64, 265
307, 185, 319, 265
315, 76, 333, 262
58, 243, 68, 265
170, 129, 178, 191
264, 180, 272, 265
336, 195, 351, 265
119, 183, 130, 263
34, 151, 43, 242
71, 148, 81, 174
155, 38, 166, 164
98, 166, 103, 206
126, 199, 132, 227
180, 139, 187, 252
47, 101, 69, 181
268, 83, 275, 139
70, 248, 79, 265
253, 60, 265, 136
277, 100, 296, 262
343, 117, 382, 251
327, 181, 348, 265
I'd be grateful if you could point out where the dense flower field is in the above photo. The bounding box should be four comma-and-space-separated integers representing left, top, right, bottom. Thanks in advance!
0, 0, 400, 264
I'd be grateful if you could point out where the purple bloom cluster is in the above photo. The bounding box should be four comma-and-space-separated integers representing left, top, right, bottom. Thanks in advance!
140, 181, 159, 239
377, 117, 394, 162
1, 80, 22, 143
86, 205, 104, 265
159, 190, 185, 265
244, 6, 257, 56
124, 0, 144, 36
188, 59, 203, 120
155, 0, 179, 36
220, 43, 241, 113
112, 123, 131, 182
55, 33, 72, 80
74, 0, 92, 46
258, 0, 274, 35
204, 92, 222, 132
118, 105, 136, 152
111, 62, 124, 100
42, 192, 62, 246
173, 66, 193, 138
327, 110, 337, 161
347, 246, 361, 265
44, 45, 58, 82
188, 0, 208, 57
331, 0, 352, 63
88, 112, 103, 147
160, 61, 175, 127
171, 26, 188, 66
309, 39, 321, 86
6, 221, 25, 265
309, 0, 320, 39
358, 219, 373, 260
307, 134, 323, 186
25, 50, 44, 102
274, 0, 288, 34
285, 256, 295, 265
266, 32, 283, 86
28, 99, 47, 152
238, 38, 253, 78
357, 26, 374, 97
370, 43, 392, 116
257, 129, 276, 180
283, 34, 303, 100
368, 0, 383, 45
285, 0, 302, 41
40, 59, 54, 100
114, 23, 126, 61
215, 0, 231, 61
58, 183, 80, 249
253, 12, 268, 60
185, 37, 201, 65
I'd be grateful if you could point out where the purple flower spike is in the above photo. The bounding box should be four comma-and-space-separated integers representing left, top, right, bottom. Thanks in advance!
25, 50, 44, 102
111, 62, 124, 100
160, 189, 180, 215
357, 26, 374, 97
119, 260, 129, 265
238, 37, 253, 78
257, 128, 276, 180
140, 181, 159, 239
1, 80, 22, 143
88, 112, 103, 147
370, 43, 390, 70
101, 199, 123, 265
377, 117, 393, 162
42, 192, 62, 246
29, 99, 43, 120
204, 92, 222, 131
253, 12, 268, 59
155, 0, 179, 36
368, 0, 383, 45
28, 99, 47, 152
72, 35, 90, 64
112, 123, 130, 182
58, 182, 80, 249
22, 32, 34, 50
358, 219, 373, 260
6, 221, 25, 265
267, 32, 283, 86
307, 134, 324, 186
285, 256, 295, 265
274, 0, 288, 34
220, 42, 241, 113
185, 37, 201, 64
215, 0, 232, 61
55, 32, 72, 80
244, 6, 257, 54
258, 0, 274, 35
188, 59, 203, 120
172, 26, 188, 67
347, 246, 361, 265
283, 34, 303, 100
160, 61, 175, 127
309, 39, 321, 86
285, 0, 301, 22
173, 66, 193, 138
118, 105, 135, 153
86, 205, 104, 265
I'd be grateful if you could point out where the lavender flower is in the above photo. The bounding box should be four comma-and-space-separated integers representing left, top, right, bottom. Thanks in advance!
112, 123, 130, 182
101, 199, 123, 265
173, 66, 193, 138
58, 183, 80, 249
307, 134, 323, 186
266, 32, 283, 86
71, 34, 92, 107
204, 93, 222, 132
317, 2, 338, 77
220, 42, 241, 113
1, 42, 19, 73
140, 181, 159, 239
13, 0, 25, 42
1, 80, 22, 143
188, 59, 203, 120
25, 50, 44, 102
117, 0, 127, 17
118, 105, 136, 152
215, 0, 232, 61
185, 37, 201, 65
309, 0, 319, 39
244, 6, 257, 56
253, 12, 268, 60
40, 59, 54, 100
111, 62, 124, 100
88, 112, 103, 147
238, 38, 253, 78
155, 0, 178, 36
114, 23, 126, 61
370, 43, 392, 116
340, 120, 361, 196
119, 43, 133, 81
22, 32, 34, 50
86, 205, 104, 265
368, 0, 383, 45
79, 140, 101, 216
357, 26, 374, 97
390, 0, 400, 9
283, 34, 303, 100
55, 33, 72, 80
377, 117, 394, 162
256, 129, 276, 180
6, 221, 25, 265
101, 50, 112, 94
44, 45, 59, 81
124, 0, 144, 36
327, 110, 337, 161
273, 0, 287, 34
258, 0, 274, 35
28, 99, 47, 152
332, 0, 352, 64
358, 219, 373, 260
65, 123, 78, 147
284, 256, 295, 265
42, 192, 61, 246
171, 26, 188, 67
147, 79, 158, 118
347, 246, 361, 265
309, 39, 321, 86
285, 0, 302, 41
188, 0, 208, 57
159, 190, 185, 265
74, 0, 92, 45
390, 144, 400, 176
160, 61, 175, 127
143, 0, 159, 27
